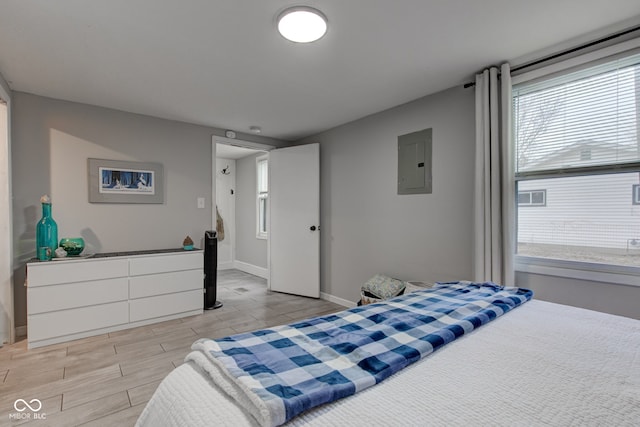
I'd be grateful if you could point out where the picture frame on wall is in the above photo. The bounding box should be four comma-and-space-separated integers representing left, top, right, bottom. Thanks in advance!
88, 158, 164, 204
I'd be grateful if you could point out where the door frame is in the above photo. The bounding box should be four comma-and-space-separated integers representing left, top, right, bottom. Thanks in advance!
0, 82, 13, 345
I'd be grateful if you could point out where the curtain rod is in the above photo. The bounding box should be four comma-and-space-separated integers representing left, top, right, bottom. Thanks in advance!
463, 24, 640, 89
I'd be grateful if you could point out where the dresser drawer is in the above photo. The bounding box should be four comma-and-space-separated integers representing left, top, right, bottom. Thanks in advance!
28, 258, 128, 287
28, 301, 129, 342
129, 252, 203, 276
129, 289, 202, 322
130, 269, 203, 299
28, 277, 129, 314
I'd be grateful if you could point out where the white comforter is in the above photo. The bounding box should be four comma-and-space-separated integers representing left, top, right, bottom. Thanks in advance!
136, 300, 640, 426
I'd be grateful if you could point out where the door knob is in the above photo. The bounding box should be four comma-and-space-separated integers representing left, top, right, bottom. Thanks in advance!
310, 226, 317, 231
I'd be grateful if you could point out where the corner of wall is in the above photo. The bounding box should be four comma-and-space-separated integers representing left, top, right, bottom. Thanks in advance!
0, 72, 10, 100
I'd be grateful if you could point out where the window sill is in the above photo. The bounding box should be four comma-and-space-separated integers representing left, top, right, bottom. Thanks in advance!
515, 256, 640, 287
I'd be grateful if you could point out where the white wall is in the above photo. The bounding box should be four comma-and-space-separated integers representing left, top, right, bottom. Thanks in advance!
215, 157, 235, 269
235, 153, 268, 271
299, 86, 476, 303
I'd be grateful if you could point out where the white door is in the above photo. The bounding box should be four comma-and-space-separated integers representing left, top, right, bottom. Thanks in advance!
269, 143, 320, 298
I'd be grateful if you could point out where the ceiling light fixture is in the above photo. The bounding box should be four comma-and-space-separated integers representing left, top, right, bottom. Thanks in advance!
277, 6, 327, 43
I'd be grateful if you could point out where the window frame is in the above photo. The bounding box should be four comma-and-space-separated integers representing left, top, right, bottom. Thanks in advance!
517, 189, 546, 207
633, 184, 640, 205
256, 154, 268, 240
511, 46, 640, 285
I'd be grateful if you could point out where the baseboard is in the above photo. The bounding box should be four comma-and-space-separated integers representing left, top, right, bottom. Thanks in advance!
320, 292, 356, 308
234, 260, 268, 279
15, 325, 26, 338
217, 261, 234, 270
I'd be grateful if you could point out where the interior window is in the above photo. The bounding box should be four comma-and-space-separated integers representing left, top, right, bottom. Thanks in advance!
256, 155, 268, 238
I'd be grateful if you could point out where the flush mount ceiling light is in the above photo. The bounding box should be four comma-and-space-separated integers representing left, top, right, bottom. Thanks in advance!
277, 6, 327, 43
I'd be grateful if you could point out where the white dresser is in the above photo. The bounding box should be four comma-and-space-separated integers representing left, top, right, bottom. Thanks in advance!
26, 250, 204, 348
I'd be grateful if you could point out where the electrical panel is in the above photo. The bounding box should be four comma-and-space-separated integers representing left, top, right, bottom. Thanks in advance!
397, 128, 432, 195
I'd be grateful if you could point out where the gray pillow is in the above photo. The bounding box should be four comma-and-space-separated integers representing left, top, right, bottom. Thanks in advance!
361, 274, 407, 300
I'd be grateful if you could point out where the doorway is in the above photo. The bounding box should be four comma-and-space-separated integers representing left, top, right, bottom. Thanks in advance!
212, 137, 321, 300
212, 136, 273, 279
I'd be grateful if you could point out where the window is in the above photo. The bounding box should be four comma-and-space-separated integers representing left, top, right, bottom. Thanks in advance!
580, 149, 592, 161
518, 190, 546, 206
256, 155, 268, 238
513, 52, 640, 270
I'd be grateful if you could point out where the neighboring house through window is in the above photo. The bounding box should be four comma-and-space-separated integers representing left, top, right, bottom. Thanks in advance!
512, 51, 640, 270
256, 155, 268, 239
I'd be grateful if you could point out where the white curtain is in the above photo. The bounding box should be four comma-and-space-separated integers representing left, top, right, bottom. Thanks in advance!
473, 63, 515, 286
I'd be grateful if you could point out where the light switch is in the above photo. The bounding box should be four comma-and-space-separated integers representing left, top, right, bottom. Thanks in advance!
197, 197, 205, 209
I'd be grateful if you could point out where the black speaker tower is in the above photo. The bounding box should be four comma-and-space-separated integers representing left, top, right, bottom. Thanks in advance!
204, 230, 222, 310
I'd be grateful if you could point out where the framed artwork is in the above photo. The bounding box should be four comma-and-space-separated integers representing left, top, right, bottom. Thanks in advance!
88, 158, 164, 204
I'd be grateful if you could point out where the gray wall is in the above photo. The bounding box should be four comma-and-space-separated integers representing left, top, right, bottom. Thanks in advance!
516, 272, 640, 319
0, 72, 9, 96
235, 152, 268, 269
300, 86, 476, 303
301, 84, 639, 319
10, 92, 282, 328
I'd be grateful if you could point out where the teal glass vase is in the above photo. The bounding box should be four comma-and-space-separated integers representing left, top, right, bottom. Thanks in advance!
59, 237, 85, 256
36, 200, 58, 260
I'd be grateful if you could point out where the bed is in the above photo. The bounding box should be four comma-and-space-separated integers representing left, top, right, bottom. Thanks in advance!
136, 282, 640, 426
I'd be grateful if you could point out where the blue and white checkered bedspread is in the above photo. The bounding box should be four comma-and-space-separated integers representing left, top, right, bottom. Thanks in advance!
187, 281, 533, 427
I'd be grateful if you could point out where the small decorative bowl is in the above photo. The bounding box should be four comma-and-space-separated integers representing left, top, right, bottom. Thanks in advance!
59, 237, 85, 256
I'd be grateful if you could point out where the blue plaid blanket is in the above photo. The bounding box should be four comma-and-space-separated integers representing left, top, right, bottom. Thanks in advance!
187, 281, 533, 427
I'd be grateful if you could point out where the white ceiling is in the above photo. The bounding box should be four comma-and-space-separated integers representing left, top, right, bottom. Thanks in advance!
216, 143, 265, 160
1, 1, 640, 141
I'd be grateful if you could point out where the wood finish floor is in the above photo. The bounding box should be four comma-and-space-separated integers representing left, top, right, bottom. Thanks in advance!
0, 270, 344, 426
